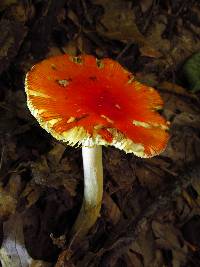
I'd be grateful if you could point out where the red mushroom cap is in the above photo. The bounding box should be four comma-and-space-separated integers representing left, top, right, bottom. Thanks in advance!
25, 54, 169, 157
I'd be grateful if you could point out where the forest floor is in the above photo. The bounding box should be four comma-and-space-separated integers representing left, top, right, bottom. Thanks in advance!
0, 0, 200, 266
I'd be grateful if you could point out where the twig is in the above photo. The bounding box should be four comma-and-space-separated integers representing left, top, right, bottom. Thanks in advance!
142, 0, 157, 33
116, 42, 133, 61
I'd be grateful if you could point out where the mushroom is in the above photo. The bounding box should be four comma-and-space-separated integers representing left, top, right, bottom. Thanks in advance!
25, 54, 169, 239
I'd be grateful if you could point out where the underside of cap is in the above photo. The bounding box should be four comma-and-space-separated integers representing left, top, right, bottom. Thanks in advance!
27, 98, 146, 156
25, 54, 169, 158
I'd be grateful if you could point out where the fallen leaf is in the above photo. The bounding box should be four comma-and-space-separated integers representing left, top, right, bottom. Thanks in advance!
0, 19, 27, 74
152, 221, 188, 267
139, 45, 162, 58
125, 250, 143, 267
152, 221, 182, 250
140, 0, 153, 13
128, 226, 155, 267
31, 143, 80, 198
47, 143, 66, 167
182, 52, 200, 92
0, 0, 17, 11
0, 186, 16, 220
158, 81, 190, 96
94, 0, 161, 58
20, 182, 43, 209
0, 212, 51, 267
182, 216, 200, 247
103, 192, 121, 225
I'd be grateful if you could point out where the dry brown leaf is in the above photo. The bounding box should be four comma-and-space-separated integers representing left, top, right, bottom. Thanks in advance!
140, 0, 153, 13
182, 190, 196, 208
20, 182, 43, 209
0, 212, 52, 267
135, 163, 163, 190
128, 225, 155, 267
159, 83, 200, 165
0, 186, 17, 220
152, 221, 181, 249
32, 157, 77, 196
0, 0, 17, 11
146, 14, 200, 72
103, 192, 121, 225
144, 15, 170, 54
152, 221, 188, 267
158, 81, 194, 97
104, 148, 136, 190
47, 143, 66, 166
94, 0, 161, 58
5, 174, 22, 198
32, 146, 78, 197
0, 19, 27, 74
139, 45, 162, 58
124, 251, 143, 267
191, 177, 200, 196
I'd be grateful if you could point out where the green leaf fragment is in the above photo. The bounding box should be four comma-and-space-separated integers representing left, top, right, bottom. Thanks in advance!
183, 52, 200, 92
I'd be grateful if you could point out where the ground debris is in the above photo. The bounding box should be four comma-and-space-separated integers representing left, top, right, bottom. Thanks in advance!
0, 212, 52, 267
0, 0, 200, 266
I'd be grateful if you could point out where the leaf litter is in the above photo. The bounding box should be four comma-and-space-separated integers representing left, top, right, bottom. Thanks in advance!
0, 0, 200, 266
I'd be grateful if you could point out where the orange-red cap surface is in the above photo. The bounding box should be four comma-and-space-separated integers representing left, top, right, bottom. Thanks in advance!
25, 54, 169, 157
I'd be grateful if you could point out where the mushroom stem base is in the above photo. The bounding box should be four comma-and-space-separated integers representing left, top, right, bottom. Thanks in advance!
72, 145, 103, 239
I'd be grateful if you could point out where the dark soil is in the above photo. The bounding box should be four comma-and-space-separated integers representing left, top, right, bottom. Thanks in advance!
0, 0, 200, 266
